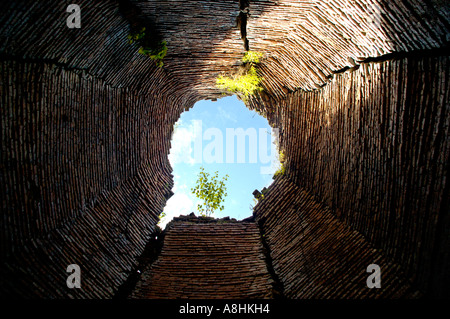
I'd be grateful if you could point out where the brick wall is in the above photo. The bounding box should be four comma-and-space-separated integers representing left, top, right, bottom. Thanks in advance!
131, 215, 275, 299
250, 56, 449, 297
253, 177, 420, 298
1, 0, 448, 298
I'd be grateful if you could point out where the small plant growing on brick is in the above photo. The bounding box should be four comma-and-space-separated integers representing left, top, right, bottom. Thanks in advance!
157, 211, 167, 227
242, 50, 263, 64
128, 27, 167, 67
216, 51, 264, 101
273, 163, 286, 178
191, 166, 229, 217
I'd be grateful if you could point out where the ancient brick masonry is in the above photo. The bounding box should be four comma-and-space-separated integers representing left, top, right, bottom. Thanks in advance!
0, 0, 247, 298
0, 59, 180, 298
131, 215, 275, 299
1, 0, 449, 299
0, 0, 200, 298
249, 55, 450, 297
253, 177, 420, 298
247, 0, 449, 94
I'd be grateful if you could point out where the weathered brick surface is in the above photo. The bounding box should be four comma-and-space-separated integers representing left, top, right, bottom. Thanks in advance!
250, 56, 450, 297
0, 60, 180, 298
131, 215, 275, 299
254, 177, 420, 298
0, 0, 448, 298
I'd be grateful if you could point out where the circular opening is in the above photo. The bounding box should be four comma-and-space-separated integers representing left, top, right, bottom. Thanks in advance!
159, 95, 281, 228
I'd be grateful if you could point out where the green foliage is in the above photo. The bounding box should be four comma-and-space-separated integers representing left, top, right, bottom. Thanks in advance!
157, 211, 167, 227
191, 167, 229, 217
216, 50, 264, 101
242, 51, 264, 64
273, 148, 286, 178
252, 193, 265, 206
216, 66, 262, 100
278, 151, 285, 164
139, 41, 167, 67
128, 27, 167, 67
127, 27, 147, 44
273, 164, 286, 178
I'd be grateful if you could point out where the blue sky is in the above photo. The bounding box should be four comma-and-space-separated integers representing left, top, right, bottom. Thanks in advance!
159, 95, 280, 228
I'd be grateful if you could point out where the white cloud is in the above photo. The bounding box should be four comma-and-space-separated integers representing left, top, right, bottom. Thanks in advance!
159, 190, 196, 229
158, 173, 200, 229
168, 120, 197, 165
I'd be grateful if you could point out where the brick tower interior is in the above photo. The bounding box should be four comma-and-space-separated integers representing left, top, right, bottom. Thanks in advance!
1, 0, 449, 299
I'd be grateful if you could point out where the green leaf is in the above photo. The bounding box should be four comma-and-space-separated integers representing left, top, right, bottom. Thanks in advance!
191, 166, 228, 217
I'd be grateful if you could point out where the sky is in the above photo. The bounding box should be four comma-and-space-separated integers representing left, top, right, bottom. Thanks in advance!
159, 95, 281, 228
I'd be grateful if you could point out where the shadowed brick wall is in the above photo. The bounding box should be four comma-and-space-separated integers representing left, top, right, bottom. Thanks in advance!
250, 55, 449, 297
131, 215, 275, 299
253, 177, 420, 298
1, 0, 448, 298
